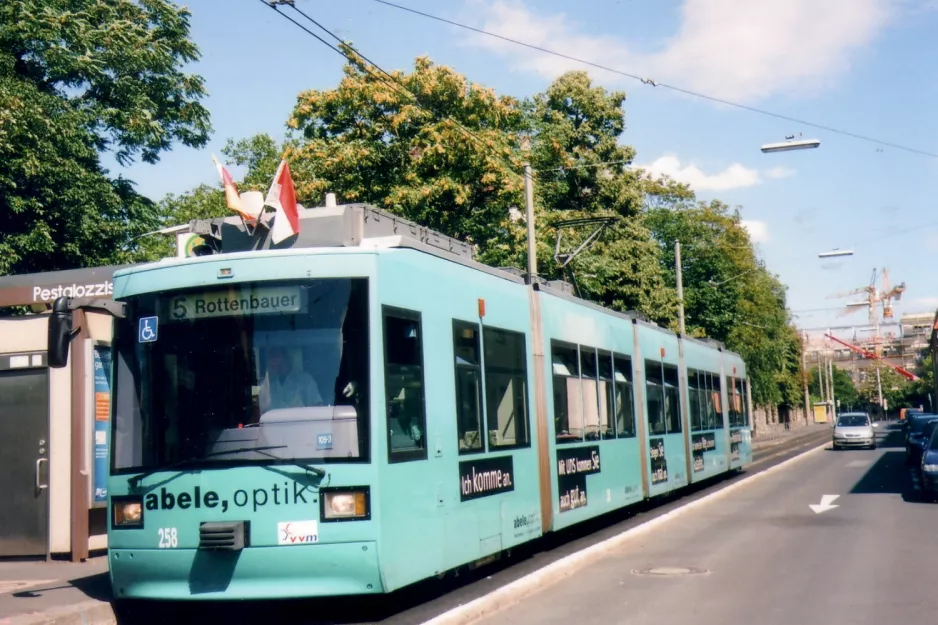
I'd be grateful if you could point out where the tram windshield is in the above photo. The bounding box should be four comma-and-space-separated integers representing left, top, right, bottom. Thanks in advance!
111, 278, 370, 472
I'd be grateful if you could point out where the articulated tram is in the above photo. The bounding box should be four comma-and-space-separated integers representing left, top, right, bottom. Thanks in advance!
48, 203, 751, 600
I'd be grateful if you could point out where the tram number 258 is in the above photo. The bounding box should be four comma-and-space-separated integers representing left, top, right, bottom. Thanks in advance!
158, 527, 179, 549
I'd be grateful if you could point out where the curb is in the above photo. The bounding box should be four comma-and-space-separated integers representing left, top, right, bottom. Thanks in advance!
422, 440, 831, 625
0, 600, 116, 625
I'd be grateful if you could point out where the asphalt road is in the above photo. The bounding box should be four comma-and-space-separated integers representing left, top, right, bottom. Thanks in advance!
477, 422, 936, 625
0, 424, 835, 625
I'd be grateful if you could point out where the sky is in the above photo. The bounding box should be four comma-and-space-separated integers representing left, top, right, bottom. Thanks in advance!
112, 0, 938, 335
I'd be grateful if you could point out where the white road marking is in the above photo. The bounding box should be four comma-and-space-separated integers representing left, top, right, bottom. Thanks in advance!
809, 494, 840, 514
846, 460, 871, 468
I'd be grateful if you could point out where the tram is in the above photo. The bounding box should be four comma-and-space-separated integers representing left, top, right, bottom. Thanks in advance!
47, 202, 752, 600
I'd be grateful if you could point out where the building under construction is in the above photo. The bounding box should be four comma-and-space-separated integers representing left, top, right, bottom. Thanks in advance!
801, 312, 929, 413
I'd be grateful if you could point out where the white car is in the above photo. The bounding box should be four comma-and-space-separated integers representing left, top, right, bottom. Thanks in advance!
832, 412, 876, 450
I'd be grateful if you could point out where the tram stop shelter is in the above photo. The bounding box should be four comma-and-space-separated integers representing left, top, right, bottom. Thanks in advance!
0, 265, 132, 562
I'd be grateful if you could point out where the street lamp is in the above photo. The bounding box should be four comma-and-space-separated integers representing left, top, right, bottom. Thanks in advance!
818, 249, 854, 258
761, 139, 821, 153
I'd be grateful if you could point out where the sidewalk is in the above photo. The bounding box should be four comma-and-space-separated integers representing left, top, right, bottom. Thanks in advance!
0, 556, 113, 625
751, 421, 831, 451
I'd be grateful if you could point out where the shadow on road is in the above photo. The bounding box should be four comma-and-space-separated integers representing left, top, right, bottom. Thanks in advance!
848, 443, 936, 505
873, 424, 906, 449
850, 451, 906, 495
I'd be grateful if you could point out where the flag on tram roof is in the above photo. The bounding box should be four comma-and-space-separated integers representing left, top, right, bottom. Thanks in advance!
265, 159, 300, 244
211, 154, 259, 223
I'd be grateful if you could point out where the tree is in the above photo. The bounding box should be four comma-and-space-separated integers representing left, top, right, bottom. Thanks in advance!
809, 365, 859, 411
0, 0, 211, 276
287, 48, 526, 255
643, 195, 801, 405
858, 364, 909, 410
284, 56, 673, 320
524, 72, 675, 323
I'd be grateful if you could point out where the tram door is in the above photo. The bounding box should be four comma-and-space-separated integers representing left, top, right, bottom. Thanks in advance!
0, 353, 50, 557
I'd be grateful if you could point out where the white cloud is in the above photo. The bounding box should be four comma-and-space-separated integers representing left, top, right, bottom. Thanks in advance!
639, 155, 761, 191
765, 166, 796, 179
909, 297, 938, 309
463, 0, 894, 102
741, 220, 770, 244
926, 232, 938, 251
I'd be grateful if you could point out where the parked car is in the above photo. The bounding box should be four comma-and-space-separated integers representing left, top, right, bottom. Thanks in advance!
920, 427, 938, 500
907, 416, 938, 465
832, 413, 877, 450
902, 408, 925, 433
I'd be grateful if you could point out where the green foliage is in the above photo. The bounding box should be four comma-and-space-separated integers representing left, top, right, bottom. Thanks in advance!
287, 49, 526, 252
0, 0, 211, 165
0, 0, 210, 276
857, 364, 910, 410
643, 196, 802, 406
143, 52, 803, 408
809, 365, 860, 411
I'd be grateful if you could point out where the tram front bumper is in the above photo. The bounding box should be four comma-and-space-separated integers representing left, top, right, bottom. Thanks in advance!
109, 541, 383, 600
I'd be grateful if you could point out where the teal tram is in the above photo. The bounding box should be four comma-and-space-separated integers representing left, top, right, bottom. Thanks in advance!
47, 202, 752, 600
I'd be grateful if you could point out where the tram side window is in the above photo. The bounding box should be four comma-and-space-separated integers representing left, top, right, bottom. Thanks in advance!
663, 364, 682, 433
713, 374, 724, 429
580, 347, 601, 441
614, 355, 636, 438
552, 341, 582, 443
645, 360, 666, 435
484, 327, 530, 449
689, 370, 702, 432
702, 372, 716, 429
453, 321, 484, 454
383, 308, 427, 462
734, 378, 748, 427
598, 350, 616, 440
728, 377, 741, 427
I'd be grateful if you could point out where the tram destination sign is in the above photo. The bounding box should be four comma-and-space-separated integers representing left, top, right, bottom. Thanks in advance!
459, 455, 515, 502
557, 445, 601, 513
166, 285, 306, 321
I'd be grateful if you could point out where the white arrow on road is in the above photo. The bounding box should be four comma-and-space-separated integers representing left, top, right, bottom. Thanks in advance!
809, 494, 840, 514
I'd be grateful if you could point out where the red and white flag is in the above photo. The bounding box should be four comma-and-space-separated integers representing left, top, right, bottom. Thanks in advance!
211, 154, 258, 223
264, 159, 300, 244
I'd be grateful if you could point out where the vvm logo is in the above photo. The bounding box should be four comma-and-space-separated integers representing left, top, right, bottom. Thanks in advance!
277, 520, 319, 545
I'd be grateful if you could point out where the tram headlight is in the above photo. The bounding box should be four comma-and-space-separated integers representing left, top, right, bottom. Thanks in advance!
113, 498, 143, 527
322, 488, 370, 521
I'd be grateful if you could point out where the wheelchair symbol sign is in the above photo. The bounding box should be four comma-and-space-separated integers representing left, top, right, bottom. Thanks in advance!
138, 317, 158, 343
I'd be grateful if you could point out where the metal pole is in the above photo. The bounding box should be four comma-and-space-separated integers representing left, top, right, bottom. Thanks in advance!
524, 163, 536, 282
801, 333, 810, 425
817, 352, 826, 403
675, 241, 685, 335
876, 366, 884, 417
828, 357, 836, 420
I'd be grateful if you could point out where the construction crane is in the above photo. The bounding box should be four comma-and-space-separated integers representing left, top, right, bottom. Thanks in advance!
827, 267, 906, 355
824, 333, 920, 381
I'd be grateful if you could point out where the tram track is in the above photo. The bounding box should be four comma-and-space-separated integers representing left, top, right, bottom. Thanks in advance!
117, 426, 832, 625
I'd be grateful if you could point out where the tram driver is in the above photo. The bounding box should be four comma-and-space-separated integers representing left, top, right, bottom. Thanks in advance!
259, 346, 323, 411
257, 345, 360, 415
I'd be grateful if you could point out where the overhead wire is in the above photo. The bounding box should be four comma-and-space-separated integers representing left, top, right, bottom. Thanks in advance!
258, 0, 525, 180
367, 0, 938, 159
258, 0, 936, 322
